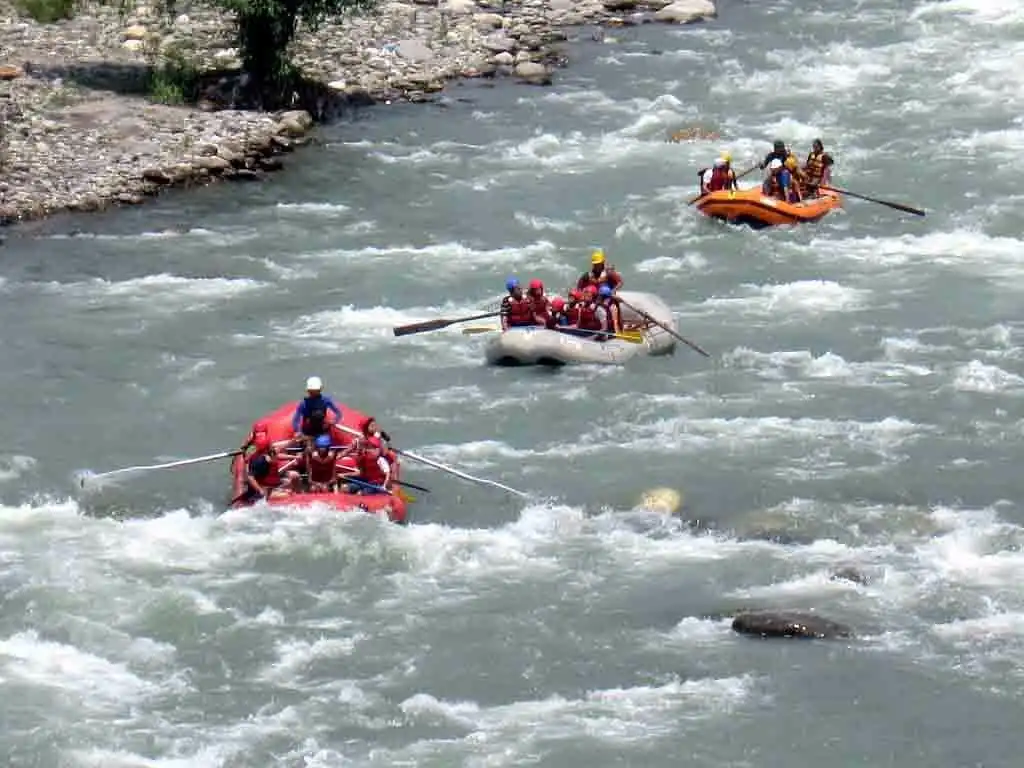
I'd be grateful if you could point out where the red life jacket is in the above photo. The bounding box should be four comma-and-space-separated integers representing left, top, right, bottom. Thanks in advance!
530, 295, 550, 325
248, 451, 280, 487
578, 302, 602, 331
307, 451, 335, 484
502, 295, 535, 326
357, 451, 388, 486
708, 165, 731, 192
566, 303, 583, 327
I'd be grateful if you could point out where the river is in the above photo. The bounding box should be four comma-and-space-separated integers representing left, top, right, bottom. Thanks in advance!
3, 0, 1024, 765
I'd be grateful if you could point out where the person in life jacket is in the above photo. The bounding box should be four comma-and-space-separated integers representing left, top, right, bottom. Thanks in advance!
560, 289, 585, 334
708, 152, 738, 192
547, 296, 570, 328
526, 279, 551, 326
802, 138, 835, 190
783, 155, 805, 202
596, 284, 622, 336
291, 376, 343, 447
759, 139, 789, 170
576, 284, 604, 337
346, 436, 392, 494
576, 249, 623, 293
240, 420, 270, 455
361, 415, 397, 466
301, 434, 339, 492
762, 158, 795, 201
243, 438, 301, 501
500, 277, 536, 330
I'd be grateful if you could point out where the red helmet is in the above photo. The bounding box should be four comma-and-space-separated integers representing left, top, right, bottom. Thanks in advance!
569, 289, 583, 301
528, 278, 543, 292
550, 296, 565, 311
253, 420, 268, 432
584, 284, 598, 296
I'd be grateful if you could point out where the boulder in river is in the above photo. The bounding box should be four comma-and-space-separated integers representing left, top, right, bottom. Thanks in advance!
731, 610, 852, 639
654, 0, 716, 24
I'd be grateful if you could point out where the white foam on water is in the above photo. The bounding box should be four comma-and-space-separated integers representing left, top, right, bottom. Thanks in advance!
275, 202, 351, 215
697, 280, 871, 319
950, 360, 1024, 393
292, 239, 559, 271
38, 273, 268, 314
0, 454, 37, 483
725, 347, 935, 386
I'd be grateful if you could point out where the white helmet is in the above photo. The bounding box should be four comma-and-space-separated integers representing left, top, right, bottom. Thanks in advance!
306, 376, 323, 391
713, 158, 726, 167
769, 158, 783, 170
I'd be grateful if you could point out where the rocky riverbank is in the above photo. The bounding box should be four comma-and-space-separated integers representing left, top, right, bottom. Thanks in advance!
0, 0, 717, 227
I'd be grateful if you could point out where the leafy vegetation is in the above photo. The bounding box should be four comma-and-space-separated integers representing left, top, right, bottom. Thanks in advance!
217, 0, 376, 105
16, 0, 75, 23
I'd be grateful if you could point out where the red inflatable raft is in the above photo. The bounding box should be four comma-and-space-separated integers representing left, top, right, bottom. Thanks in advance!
229, 401, 409, 524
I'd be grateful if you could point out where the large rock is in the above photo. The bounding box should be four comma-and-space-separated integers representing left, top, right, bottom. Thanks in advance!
0, 64, 25, 81
275, 110, 313, 137
654, 0, 716, 24
731, 611, 852, 639
481, 32, 517, 52
514, 61, 551, 85
396, 39, 434, 62
122, 24, 149, 40
440, 0, 477, 13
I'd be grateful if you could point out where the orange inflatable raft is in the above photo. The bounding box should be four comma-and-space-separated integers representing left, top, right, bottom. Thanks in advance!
229, 401, 409, 524
695, 186, 842, 229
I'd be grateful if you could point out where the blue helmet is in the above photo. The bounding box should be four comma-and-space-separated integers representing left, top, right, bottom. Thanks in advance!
598, 284, 613, 297
314, 434, 332, 450
506, 277, 519, 292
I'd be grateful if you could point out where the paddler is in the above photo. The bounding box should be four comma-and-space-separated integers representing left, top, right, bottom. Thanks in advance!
700, 153, 738, 194
342, 436, 392, 494
500, 277, 536, 329
526, 279, 551, 326
292, 376, 343, 448
783, 155, 805, 202
242, 437, 301, 501
576, 249, 623, 293
301, 434, 339, 492
759, 139, 789, 170
802, 139, 835, 190
595, 284, 622, 338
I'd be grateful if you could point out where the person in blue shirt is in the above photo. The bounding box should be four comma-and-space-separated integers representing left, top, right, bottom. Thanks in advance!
292, 376, 343, 446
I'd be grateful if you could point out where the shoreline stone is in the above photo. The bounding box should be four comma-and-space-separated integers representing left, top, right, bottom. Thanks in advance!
0, 0, 717, 227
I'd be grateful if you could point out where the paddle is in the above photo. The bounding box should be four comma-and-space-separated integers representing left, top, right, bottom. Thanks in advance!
616, 297, 710, 358
336, 424, 529, 499
461, 325, 644, 343
393, 311, 502, 337
81, 449, 242, 487
687, 164, 759, 205
812, 184, 925, 217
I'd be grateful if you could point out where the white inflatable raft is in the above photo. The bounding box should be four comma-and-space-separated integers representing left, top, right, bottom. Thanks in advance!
484, 291, 678, 367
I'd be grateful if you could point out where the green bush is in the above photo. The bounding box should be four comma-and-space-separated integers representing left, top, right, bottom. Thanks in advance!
16, 0, 75, 22
146, 43, 201, 105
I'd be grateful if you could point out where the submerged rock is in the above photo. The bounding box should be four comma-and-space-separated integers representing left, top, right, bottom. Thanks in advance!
731, 611, 853, 639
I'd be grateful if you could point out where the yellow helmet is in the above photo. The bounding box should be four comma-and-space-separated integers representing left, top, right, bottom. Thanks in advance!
591, 249, 605, 265
720, 151, 732, 163
784, 155, 797, 170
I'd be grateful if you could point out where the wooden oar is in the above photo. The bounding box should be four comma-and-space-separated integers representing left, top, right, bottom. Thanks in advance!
393, 310, 502, 337
813, 184, 925, 217
81, 449, 242, 487
335, 424, 529, 499
616, 297, 710, 358
687, 164, 759, 205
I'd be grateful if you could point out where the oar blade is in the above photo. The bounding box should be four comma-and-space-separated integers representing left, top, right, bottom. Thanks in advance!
461, 326, 500, 335
393, 318, 454, 337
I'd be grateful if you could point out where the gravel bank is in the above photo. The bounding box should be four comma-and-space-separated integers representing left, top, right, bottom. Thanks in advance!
0, 0, 717, 226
